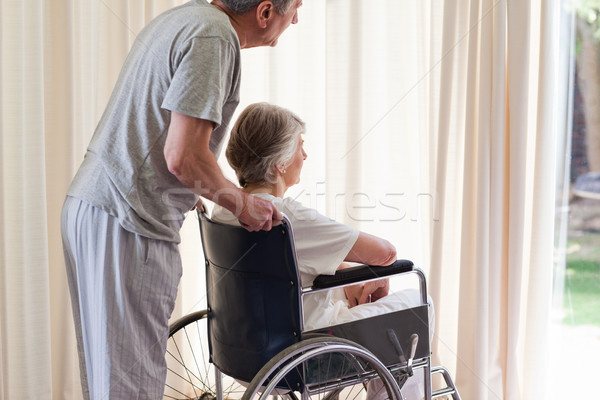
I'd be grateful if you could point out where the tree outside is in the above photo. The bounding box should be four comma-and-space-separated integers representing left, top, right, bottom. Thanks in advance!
573, 1, 600, 173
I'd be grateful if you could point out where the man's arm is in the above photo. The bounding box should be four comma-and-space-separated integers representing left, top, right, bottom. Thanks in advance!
164, 111, 281, 231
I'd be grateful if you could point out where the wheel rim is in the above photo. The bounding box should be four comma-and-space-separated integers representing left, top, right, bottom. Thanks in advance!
242, 337, 402, 400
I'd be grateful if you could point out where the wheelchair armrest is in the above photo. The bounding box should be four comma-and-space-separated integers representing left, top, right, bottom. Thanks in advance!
311, 259, 414, 289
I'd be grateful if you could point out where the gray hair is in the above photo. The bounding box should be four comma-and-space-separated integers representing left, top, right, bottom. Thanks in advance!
226, 102, 305, 187
221, 0, 296, 15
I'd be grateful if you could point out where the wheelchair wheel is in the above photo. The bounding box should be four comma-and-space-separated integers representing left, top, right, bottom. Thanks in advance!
163, 310, 246, 400
241, 336, 403, 400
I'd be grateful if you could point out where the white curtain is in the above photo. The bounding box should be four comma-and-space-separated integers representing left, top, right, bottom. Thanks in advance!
0, 0, 571, 399
426, 0, 567, 398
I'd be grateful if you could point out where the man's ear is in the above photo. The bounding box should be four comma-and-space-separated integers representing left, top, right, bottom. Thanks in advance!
256, 1, 274, 29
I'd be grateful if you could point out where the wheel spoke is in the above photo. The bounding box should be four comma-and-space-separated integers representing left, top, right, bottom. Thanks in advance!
164, 311, 246, 400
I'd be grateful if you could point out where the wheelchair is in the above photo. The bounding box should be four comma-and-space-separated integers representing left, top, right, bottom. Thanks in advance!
163, 210, 460, 400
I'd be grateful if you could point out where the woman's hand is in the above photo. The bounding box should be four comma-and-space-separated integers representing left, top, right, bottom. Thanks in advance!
344, 278, 390, 308
344, 284, 365, 308
366, 278, 389, 302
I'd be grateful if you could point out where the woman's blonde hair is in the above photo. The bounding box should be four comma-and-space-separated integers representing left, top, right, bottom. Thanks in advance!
226, 102, 305, 187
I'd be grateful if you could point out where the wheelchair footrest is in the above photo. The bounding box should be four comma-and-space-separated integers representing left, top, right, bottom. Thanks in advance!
431, 366, 461, 400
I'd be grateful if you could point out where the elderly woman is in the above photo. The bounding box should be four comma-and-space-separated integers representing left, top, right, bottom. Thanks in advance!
212, 102, 432, 399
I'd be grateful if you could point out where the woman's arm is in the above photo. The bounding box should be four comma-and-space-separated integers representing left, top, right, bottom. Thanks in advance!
344, 231, 397, 266
341, 232, 396, 306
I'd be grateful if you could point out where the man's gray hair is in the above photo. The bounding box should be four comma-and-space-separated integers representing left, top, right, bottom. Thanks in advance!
221, 0, 296, 15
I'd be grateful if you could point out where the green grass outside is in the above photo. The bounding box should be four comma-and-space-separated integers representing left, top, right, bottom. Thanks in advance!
563, 233, 600, 326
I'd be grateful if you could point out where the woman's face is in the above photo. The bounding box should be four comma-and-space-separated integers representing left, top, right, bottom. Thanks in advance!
283, 133, 307, 188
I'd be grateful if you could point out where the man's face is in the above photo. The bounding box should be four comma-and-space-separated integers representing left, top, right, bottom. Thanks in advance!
262, 0, 302, 47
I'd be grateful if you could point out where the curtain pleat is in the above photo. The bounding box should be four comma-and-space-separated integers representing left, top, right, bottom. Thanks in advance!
522, 1, 563, 399
1, 0, 53, 398
44, 1, 82, 398
487, 1, 509, 397
0, 0, 571, 398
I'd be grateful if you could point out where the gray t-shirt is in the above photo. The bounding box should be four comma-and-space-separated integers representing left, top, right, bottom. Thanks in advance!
68, 0, 241, 243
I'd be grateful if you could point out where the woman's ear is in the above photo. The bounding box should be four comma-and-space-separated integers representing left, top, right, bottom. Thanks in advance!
276, 164, 287, 174
255, 1, 274, 29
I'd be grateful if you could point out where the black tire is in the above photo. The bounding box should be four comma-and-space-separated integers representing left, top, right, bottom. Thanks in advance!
241, 336, 403, 400
163, 310, 247, 400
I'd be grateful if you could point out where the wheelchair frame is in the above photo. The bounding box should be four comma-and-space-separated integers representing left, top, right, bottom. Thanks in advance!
163, 211, 460, 400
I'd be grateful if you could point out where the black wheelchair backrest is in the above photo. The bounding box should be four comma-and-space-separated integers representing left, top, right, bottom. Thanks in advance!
198, 210, 302, 382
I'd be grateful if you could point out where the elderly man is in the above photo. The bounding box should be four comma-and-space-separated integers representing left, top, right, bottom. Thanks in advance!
61, 1, 302, 398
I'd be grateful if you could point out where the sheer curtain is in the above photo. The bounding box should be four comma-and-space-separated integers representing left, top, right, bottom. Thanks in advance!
0, 0, 570, 399
427, 1, 572, 398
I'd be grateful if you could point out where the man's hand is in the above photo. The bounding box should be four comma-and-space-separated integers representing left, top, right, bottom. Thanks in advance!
237, 194, 283, 231
193, 198, 205, 213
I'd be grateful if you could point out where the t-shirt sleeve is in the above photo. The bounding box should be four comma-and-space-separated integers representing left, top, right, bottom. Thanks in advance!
162, 36, 238, 126
280, 198, 360, 279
